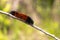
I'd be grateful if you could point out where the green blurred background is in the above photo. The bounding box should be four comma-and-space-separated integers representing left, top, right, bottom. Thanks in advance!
0, 0, 60, 40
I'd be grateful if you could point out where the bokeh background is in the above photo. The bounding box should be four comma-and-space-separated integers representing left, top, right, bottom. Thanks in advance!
0, 0, 60, 40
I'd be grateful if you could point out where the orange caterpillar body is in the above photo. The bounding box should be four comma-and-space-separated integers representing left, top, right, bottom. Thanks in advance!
10, 11, 34, 25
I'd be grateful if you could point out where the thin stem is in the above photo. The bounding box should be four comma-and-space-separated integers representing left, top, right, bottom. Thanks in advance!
0, 10, 18, 19
0, 10, 60, 40
32, 25, 60, 40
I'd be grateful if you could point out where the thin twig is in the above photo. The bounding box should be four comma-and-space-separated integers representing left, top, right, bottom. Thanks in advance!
0, 10, 60, 40
0, 10, 24, 22
32, 25, 60, 40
